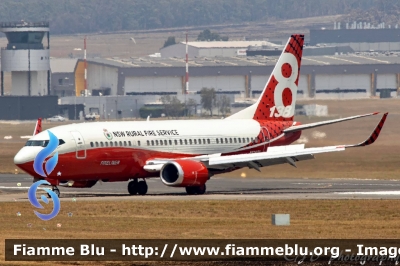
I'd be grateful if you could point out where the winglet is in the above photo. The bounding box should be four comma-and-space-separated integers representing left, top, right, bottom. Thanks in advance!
33, 118, 42, 136
345, 112, 388, 148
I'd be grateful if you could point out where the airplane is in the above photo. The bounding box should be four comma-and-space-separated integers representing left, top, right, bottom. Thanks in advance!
14, 34, 388, 197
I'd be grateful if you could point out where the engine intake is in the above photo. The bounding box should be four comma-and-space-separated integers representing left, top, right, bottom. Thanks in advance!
160, 160, 209, 187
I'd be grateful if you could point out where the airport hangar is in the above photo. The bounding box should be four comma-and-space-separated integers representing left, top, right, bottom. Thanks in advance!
58, 52, 400, 119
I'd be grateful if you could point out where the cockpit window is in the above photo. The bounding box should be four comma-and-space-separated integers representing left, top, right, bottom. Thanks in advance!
25, 140, 46, 147
25, 139, 65, 147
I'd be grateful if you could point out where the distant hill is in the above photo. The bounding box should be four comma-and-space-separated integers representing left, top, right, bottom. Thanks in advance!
0, 0, 391, 35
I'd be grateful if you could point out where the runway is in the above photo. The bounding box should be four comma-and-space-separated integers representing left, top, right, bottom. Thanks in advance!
1, 174, 400, 201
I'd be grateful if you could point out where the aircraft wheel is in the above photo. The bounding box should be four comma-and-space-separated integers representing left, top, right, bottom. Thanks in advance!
128, 180, 138, 195
137, 181, 148, 195
185, 186, 196, 195
52, 187, 60, 198
186, 184, 206, 195
196, 184, 206, 195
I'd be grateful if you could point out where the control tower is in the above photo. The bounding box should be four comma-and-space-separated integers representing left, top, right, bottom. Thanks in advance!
0, 21, 50, 96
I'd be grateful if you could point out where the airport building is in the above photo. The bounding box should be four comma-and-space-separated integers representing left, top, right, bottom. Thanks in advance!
73, 55, 400, 99
310, 22, 400, 51
56, 53, 400, 119
0, 21, 50, 96
50, 58, 77, 97
2, 24, 400, 120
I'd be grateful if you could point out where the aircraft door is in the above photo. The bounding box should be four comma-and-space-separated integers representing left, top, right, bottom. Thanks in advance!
70, 131, 86, 159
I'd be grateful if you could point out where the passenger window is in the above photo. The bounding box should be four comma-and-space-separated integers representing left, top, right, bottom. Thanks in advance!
164, 140, 167, 145
225, 138, 228, 144
138, 141, 141, 146
238, 138, 241, 143
198, 139, 201, 144
115, 141, 118, 146
119, 141, 123, 146
160, 140, 163, 146
169, 140, 172, 145
184, 139, 187, 145
189, 139, 192, 145
216, 139, 219, 144
90, 142, 94, 147
151, 140, 154, 146
110, 142, 113, 147
100, 142, 104, 147
207, 139, 210, 144
247, 138, 250, 143
180, 139, 183, 145
230, 138, 232, 143
105, 142, 109, 147
194, 139, 197, 144
156, 140, 159, 145
234, 138, 237, 143
95, 142, 99, 147
124, 141, 127, 147
220, 138, 224, 144
174, 140, 177, 145
147, 140, 150, 146
128, 141, 132, 146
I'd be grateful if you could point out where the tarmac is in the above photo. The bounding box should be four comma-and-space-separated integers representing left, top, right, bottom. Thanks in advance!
1, 174, 400, 201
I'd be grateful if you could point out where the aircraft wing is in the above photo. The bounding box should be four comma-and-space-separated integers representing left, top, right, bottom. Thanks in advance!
206, 144, 341, 171
284, 112, 379, 134
144, 113, 387, 172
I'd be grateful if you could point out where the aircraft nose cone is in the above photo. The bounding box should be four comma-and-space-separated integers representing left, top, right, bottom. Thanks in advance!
14, 146, 39, 165
14, 149, 27, 165
14, 148, 37, 175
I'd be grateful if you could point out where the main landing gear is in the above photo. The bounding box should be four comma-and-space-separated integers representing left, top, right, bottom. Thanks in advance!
185, 184, 206, 195
128, 179, 148, 195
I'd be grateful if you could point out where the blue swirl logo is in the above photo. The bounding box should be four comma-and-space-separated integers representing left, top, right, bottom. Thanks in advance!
28, 180, 60, 221
33, 130, 58, 177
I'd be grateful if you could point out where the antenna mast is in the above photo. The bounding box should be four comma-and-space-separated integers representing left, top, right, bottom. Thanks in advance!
185, 31, 189, 94
84, 36, 87, 96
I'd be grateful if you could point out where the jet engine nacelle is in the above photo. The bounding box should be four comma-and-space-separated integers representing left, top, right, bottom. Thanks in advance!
160, 160, 209, 187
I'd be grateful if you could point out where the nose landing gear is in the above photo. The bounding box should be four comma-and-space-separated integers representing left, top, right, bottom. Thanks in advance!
47, 186, 60, 198
128, 179, 148, 195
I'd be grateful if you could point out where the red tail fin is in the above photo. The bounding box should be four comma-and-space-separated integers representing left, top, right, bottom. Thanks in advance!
253, 34, 304, 122
33, 118, 42, 135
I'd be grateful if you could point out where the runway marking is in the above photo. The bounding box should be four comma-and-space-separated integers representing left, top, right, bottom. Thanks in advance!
303, 57, 330, 65
0, 186, 30, 189
324, 55, 360, 64
351, 54, 390, 64
336, 191, 400, 195
292, 182, 400, 186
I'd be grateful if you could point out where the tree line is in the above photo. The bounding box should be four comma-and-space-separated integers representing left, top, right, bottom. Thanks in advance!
0, 0, 388, 35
